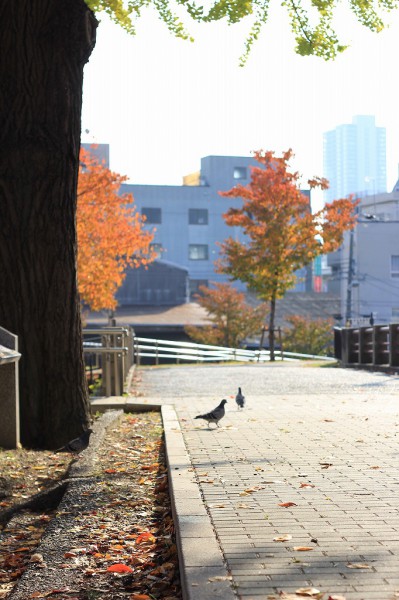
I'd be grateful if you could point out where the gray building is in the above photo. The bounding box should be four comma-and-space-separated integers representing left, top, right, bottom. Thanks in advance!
323, 115, 386, 203
338, 182, 399, 324
118, 155, 312, 304
115, 260, 189, 305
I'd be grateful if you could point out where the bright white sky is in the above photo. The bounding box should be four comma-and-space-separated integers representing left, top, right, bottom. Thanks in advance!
81, 3, 399, 209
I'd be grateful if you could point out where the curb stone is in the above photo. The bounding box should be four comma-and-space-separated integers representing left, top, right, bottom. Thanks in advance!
162, 405, 237, 600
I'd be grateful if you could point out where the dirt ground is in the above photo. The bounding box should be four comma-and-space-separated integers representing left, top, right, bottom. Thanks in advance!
0, 412, 182, 600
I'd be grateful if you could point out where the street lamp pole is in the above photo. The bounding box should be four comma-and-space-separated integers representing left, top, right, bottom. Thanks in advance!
345, 228, 355, 325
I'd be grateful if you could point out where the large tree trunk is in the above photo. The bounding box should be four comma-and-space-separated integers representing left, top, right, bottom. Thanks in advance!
0, 0, 98, 448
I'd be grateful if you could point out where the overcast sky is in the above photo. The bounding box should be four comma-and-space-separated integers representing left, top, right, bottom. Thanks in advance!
81, 4, 399, 208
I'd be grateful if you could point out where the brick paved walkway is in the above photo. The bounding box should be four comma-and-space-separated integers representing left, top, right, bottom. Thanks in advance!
138, 363, 399, 600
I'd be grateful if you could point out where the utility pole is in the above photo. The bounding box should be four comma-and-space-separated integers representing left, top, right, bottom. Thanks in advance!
345, 229, 355, 325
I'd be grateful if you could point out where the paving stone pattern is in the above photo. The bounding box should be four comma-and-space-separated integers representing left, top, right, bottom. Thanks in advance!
139, 363, 399, 599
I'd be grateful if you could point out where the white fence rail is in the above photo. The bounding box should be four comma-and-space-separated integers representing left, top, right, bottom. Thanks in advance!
133, 337, 335, 365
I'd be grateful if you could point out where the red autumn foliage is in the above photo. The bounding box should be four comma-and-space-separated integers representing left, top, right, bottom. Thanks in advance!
186, 282, 268, 347
218, 149, 359, 359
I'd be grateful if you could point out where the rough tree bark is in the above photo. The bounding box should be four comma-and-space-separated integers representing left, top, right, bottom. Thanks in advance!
0, 0, 98, 448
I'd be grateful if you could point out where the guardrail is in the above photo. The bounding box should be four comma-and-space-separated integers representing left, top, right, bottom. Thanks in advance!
82, 328, 335, 393
133, 337, 335, 365
83, 326, 134, 396
336, 324, 399, 368
0, 327, 21, 448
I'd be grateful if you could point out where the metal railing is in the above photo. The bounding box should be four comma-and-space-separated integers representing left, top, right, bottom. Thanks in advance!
133, 337, 335, 365
83, 326, 135, 396
336, 324, 399, 368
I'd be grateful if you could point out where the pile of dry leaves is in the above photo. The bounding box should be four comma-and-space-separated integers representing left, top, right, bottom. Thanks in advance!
0, 412, 182, 599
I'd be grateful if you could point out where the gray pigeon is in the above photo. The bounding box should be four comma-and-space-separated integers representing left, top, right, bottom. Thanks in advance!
235, 387, 245, 409
56, 428, 93, 453
195, 399, 227, 428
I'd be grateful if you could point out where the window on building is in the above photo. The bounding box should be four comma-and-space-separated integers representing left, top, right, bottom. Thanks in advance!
233, 166, 247, 179
142, 207, 162, 224
189, 279, 209, 299
391, 255, 399, 278
189, 244, 209, 260
150, 243, 163, 258
189, 208, 208, 225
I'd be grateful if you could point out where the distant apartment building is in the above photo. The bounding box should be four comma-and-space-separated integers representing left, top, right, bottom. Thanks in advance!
338, 181, 399, 325
323, 116, 387, 297
323, 115, 386, 203
115, 155, 315, 305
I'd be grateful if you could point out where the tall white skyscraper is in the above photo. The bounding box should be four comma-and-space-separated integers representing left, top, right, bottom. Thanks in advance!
323, 115, 386, 202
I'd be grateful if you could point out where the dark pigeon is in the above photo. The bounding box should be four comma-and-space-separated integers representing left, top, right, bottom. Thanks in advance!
235, 387, 245, 409
195, 399, 227, 428
56, 428, 93, 453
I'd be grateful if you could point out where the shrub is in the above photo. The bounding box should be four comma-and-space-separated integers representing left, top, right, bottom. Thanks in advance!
185, 283, 268, 348
283, 315, 334, 356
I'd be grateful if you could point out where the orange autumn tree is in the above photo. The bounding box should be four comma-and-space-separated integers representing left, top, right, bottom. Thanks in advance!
185, 282, 269, 347
77, 148, 156, 311
218, 149, 359, 360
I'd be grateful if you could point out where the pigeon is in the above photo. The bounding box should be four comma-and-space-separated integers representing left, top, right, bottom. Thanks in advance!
195, 399, 227, 428
56, 428, 93, 453
235, 387, 245, 409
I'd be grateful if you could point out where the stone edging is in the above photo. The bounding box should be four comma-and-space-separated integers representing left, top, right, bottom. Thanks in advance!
162, 404, 237, 600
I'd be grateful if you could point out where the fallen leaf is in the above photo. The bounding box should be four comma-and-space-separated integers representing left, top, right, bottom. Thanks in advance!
328, 596, 346, 600
136, 532, 156, 544
299, 483, 315, 488
293, 547, 314, 552
129, 595, 151, 600
29, 553, 44, 563
141, 464, 158, 471
273, 534, 292, 542
295, 587, 322, 596
320, 463, 333, 469
208, 575, 232, 581
278, 502, 297, 508
107, 563, 134, 573
346, 562, 371, 569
